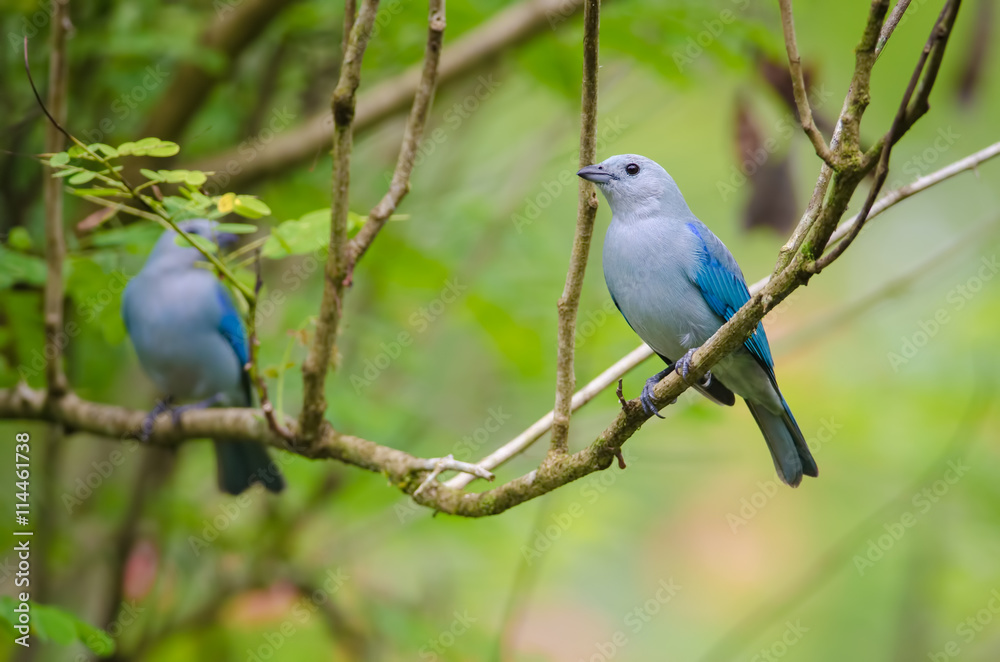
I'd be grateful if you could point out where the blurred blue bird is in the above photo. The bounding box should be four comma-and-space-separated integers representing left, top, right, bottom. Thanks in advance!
578, 155, 818, 486
122, 219, 285, 494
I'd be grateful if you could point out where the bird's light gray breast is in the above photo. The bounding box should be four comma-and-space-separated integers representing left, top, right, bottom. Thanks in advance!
602, 215, 721, 361
124, 270, 243, 401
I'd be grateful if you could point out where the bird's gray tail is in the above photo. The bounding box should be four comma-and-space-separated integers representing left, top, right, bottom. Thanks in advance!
213, 441, 285, 495
744, 396, 818, 488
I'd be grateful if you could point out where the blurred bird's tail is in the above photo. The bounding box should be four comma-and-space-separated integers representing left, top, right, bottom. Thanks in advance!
745, 396, 818, 487
214, 441, 285, 495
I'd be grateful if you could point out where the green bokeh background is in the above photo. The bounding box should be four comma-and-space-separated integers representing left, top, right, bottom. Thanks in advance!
1, 0, 999, 659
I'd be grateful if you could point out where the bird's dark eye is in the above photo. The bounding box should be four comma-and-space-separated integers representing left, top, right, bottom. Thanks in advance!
625, 163, 640, 176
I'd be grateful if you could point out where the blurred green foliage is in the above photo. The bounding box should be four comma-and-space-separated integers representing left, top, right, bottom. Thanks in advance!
1, 0, 1000, 660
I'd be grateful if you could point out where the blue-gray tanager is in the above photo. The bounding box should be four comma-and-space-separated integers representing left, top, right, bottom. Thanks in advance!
121, 219, 285, 494
578, 155, 818, 486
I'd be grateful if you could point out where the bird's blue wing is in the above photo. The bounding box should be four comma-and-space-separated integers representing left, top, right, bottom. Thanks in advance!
215, 283, 249, 366
214, 282, 252, 403
685, 222, 775, 377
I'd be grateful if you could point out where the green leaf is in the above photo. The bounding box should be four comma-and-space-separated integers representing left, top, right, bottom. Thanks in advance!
0, 246, 47, 288
70, 188, 125, 197
347, 211, 367, 237
145, 143, 180, 157
160, 170, 190, 183
262, 208, 330, 258
214, 223, 257, 234
186, 189, 212, 205
75, 618, 115, 656
68, 171, 98, 185
148, 169, 206, 185
7, 227, 32, 251
184, 170, 207, 186
49, 152, 70, 167
32, 604, 77, 645
0, 595, 19, 632
140, 168, 163, 182
0, 598, 115, 656
232, 195, 271, 219
90, 143, 118, 158
52, 168, 78, 178
118, 137, 180, 158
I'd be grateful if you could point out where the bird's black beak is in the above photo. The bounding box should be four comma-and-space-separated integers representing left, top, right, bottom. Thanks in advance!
577, 164, 612, 184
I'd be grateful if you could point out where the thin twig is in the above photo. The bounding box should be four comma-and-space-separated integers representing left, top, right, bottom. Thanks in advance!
547, 0, 601, 459
777, 0, 834, 165
877, 0, 913, 57
247, 250, 295, 441
344, 0, 447, 279
40, 10, 71, 397
812, 0, 961, 272
343, 0, 357, 55
299, 0, 380, 441
776, 0, 890, 270
413, 453, 494, 498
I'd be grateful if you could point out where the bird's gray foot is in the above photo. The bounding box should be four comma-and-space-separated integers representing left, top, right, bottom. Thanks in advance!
641, 367, 676, 419
170, 393, 227, 427
139, 397, 174, 442
674, 348, 712, 387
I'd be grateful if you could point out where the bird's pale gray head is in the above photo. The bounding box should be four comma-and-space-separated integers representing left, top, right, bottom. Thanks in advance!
148, 218, 238, 270
577, 154, 685, 218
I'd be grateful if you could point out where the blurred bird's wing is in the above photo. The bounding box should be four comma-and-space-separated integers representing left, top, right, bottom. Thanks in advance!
214, 282, 252, 403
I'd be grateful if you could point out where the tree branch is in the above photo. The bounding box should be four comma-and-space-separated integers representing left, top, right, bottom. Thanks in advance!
548, 0, 601, 459
344, 0, 447, 276
185, 0, 587, 190
776, 0, 890, 269
777, 0, 834, 165
298, 0, 380, 441
42, 0, 71, 397
877, 0, 913, 57
811, 0, 961, 272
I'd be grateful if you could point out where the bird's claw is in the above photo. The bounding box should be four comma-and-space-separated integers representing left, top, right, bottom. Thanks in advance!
640, 386, 666, 419
138, 397, 173, 443
641, 367, 675, 419
170, 393, 227, 429
138, 393, 227, 441
139, 415, 155, 443
675, 348, 714, 387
